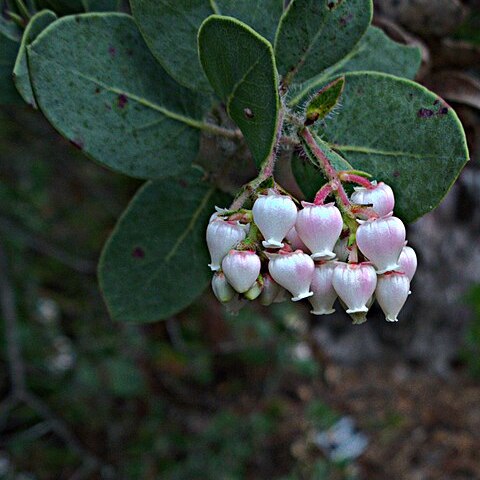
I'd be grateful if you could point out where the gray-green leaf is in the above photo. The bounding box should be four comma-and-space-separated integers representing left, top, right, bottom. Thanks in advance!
199, 15, 279, 168
13, 10, 58, 108
98, 169, 229, 323
213, 0, 283, 43
289, 26, 422, 105
42, 0, 120, 13
28, 13, 210, 179
317, 72, 469, 223
130, 0, 213, 92
275, 0, 373, 86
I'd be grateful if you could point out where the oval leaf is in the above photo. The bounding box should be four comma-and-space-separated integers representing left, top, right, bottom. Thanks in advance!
275, 0, 373, 86
199, 15, 279, 168
13, 10, 58, 108
130, 0, 213, 91
99, 170, 229, 323
317, 72, 469, 223
213, 0, 284, 43
28, 13, 209, 179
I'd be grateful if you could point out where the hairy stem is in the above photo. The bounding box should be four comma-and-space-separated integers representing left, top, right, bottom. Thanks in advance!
314, 183, 334, 205
338, 172, 373, 189
202, 123, 243, 140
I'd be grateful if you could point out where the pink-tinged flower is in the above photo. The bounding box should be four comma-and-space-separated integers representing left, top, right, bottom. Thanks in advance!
285, 226, 309, 253
222, 250, 261, 293
267, 250, 314, 301
309, 262, 337, 315
333, 237, 350, 262
296, 202, 343, 260
398, 245, 417, 281
206, 219, 248, 271
356, 216, 406, 274
332, 262, 377, 314
376, 272, 410, 322
350, 181, 395, 217
211, 272, 235, 303
259, 274, 282, 306
252, 189, 297, 248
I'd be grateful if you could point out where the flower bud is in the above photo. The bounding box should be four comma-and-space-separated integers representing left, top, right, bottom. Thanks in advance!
309, 262, 337, 315
252, 189, 297, 249
333, 237, 349, 262
350, 181, 395, 217
296, 202, 343, 260
267, 251, 314, 301
285, 226, 309, 252
259, 274, 281, 306
398, 245, 417, 281
376, 272, 410, 322
222, 250, 261, 293
332, 263, 377, 314
206, 219, 248, 271
356, 216, 406, 274
211, 272, 235, 303
245, 277, 263, 301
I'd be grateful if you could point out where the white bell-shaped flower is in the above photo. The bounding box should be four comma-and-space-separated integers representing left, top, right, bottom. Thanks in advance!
222, 250, 261, 293
350, 181, 395, 217
296, 202, 343, 260
332, 262, 377, 314
245, 278, 263, 301
285, 226, 309, 253
267, 250, 314, 301
259, 274, 282, 306
309, 262, 337, 315
252, 189, 297, 249
356, 215, 406, 274
211, 272, 235, 303
206, 219, 248, 271
398, 245, 417, 281
376, 272, 410, 322
333, 237, 350, 262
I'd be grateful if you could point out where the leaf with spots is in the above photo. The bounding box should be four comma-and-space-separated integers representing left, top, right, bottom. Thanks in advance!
13, 10, 58, 108
98, 169, 230, 323
0, 17, 22, 104
199, 15, 279, 168
275, 0, 373, 86
213, 0, 284, 43
28, 13, 211, 179
130, 0, 213, 91
312, 72, 469, 223
289, 26, 422, 106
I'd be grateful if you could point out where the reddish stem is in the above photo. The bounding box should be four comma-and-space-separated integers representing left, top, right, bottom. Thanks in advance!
314, 183, 334, 205
339, 173, 374, 189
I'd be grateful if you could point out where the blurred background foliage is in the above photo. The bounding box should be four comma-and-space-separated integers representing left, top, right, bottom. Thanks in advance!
1, 1, 480, 479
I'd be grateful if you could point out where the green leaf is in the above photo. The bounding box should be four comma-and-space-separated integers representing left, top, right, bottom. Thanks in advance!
13, 10, 58, 108
130, 0, 213, 92
199, 15, 279, 168
212, 0, 283, 43
0, 17, 22, 104
43, 0, 120, 13
289, 26, 422, 105
292, 138, 352, 200
98, 169, 230, 323
305, 76, 345, 125
28, 13, 210, 179
317, 72, 469, 223
275, 0, 373, 86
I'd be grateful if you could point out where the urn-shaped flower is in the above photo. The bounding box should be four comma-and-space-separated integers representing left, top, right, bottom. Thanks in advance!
309, 262, 337, 315
252, 189, 297, 249
398, 245, 417, 281
295, 202, 343, 260
259, 274, 283, 306
350, 181, 395, 217
285, 226, 309, 253
356, 216, 406, 274
267, 251, 314, 301
222, 250, 261, 293
211, 272, 235, 303
376, 272, 410, 322
206, 219, 247, 271
332, 263, 377, 314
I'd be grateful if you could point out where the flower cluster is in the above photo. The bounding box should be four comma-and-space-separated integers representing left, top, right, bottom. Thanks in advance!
206, 181, 417, 324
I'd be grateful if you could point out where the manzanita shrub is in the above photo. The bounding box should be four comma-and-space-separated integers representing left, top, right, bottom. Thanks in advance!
0, 0, 469, 323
